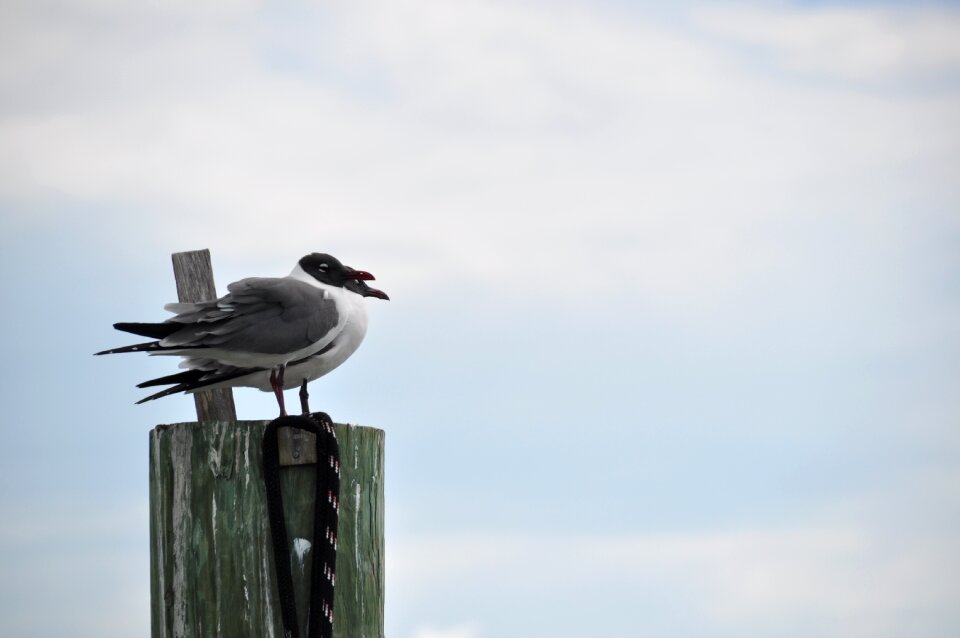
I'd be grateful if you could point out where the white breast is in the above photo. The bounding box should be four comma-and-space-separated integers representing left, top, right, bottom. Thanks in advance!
281, 285, 369, 387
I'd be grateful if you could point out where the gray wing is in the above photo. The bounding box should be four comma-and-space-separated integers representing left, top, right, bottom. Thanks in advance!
160, 277, 340, 354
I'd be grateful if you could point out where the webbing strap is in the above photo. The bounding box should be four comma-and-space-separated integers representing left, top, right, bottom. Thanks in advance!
263, 413, 341, 638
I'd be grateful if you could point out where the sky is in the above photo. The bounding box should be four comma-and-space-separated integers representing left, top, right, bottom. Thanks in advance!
1, 0, 959, 636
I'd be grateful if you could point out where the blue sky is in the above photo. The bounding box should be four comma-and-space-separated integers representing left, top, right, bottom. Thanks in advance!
1, 1, 959, 637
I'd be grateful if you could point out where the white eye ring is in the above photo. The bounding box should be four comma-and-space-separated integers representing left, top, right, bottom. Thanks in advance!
319, 263, 329, 272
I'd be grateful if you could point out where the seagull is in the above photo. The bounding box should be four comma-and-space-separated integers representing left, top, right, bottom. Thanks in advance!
96, 253, 389, 416
131, 278, 388, 415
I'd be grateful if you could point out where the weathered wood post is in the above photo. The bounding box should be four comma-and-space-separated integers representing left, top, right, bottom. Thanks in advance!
149, 250, 385, 637
170, 250, 237, 424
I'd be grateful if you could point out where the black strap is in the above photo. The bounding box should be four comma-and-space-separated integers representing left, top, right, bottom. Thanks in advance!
263, 413, 341, 638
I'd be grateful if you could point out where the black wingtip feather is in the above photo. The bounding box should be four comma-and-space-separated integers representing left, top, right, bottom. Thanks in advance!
136, 384, 191, 404
135, 367, 260, 403
95, 341, 163, 355
137, 370, 207, 388
114, 321, 180, 339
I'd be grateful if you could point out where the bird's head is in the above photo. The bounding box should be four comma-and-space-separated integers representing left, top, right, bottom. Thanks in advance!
298, 253, 377, 288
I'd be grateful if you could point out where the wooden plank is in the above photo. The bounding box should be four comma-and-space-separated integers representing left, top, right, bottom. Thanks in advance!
278, 426, 318, 466
170, 250, 237, 424
149, 420, 385, 637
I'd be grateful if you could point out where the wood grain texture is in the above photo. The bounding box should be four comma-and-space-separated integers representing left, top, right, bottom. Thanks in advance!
170, 250, 237, 424
149, 421, 384, 638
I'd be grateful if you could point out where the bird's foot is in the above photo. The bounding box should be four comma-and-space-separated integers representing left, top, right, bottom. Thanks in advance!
299, 379, 310, 416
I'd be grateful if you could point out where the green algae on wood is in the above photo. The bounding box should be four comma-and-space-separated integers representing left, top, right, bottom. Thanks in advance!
149, 420, 385, 637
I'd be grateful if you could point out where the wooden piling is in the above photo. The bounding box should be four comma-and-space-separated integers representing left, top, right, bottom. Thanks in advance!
149, 420, 385, 637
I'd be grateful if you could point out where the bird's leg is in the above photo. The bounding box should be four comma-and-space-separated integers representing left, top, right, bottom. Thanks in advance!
299, 379, 310, 416
270, 366, 287, 417
277, 365, 287, 416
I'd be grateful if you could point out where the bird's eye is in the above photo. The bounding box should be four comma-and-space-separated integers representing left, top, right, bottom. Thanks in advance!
318, 263, 329, 272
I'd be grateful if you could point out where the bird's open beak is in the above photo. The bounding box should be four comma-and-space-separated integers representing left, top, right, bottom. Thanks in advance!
349, 269, 376, 281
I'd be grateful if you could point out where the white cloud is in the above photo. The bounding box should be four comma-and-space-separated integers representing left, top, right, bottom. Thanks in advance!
0, 0, 957, 309
694, 5, 960, 82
